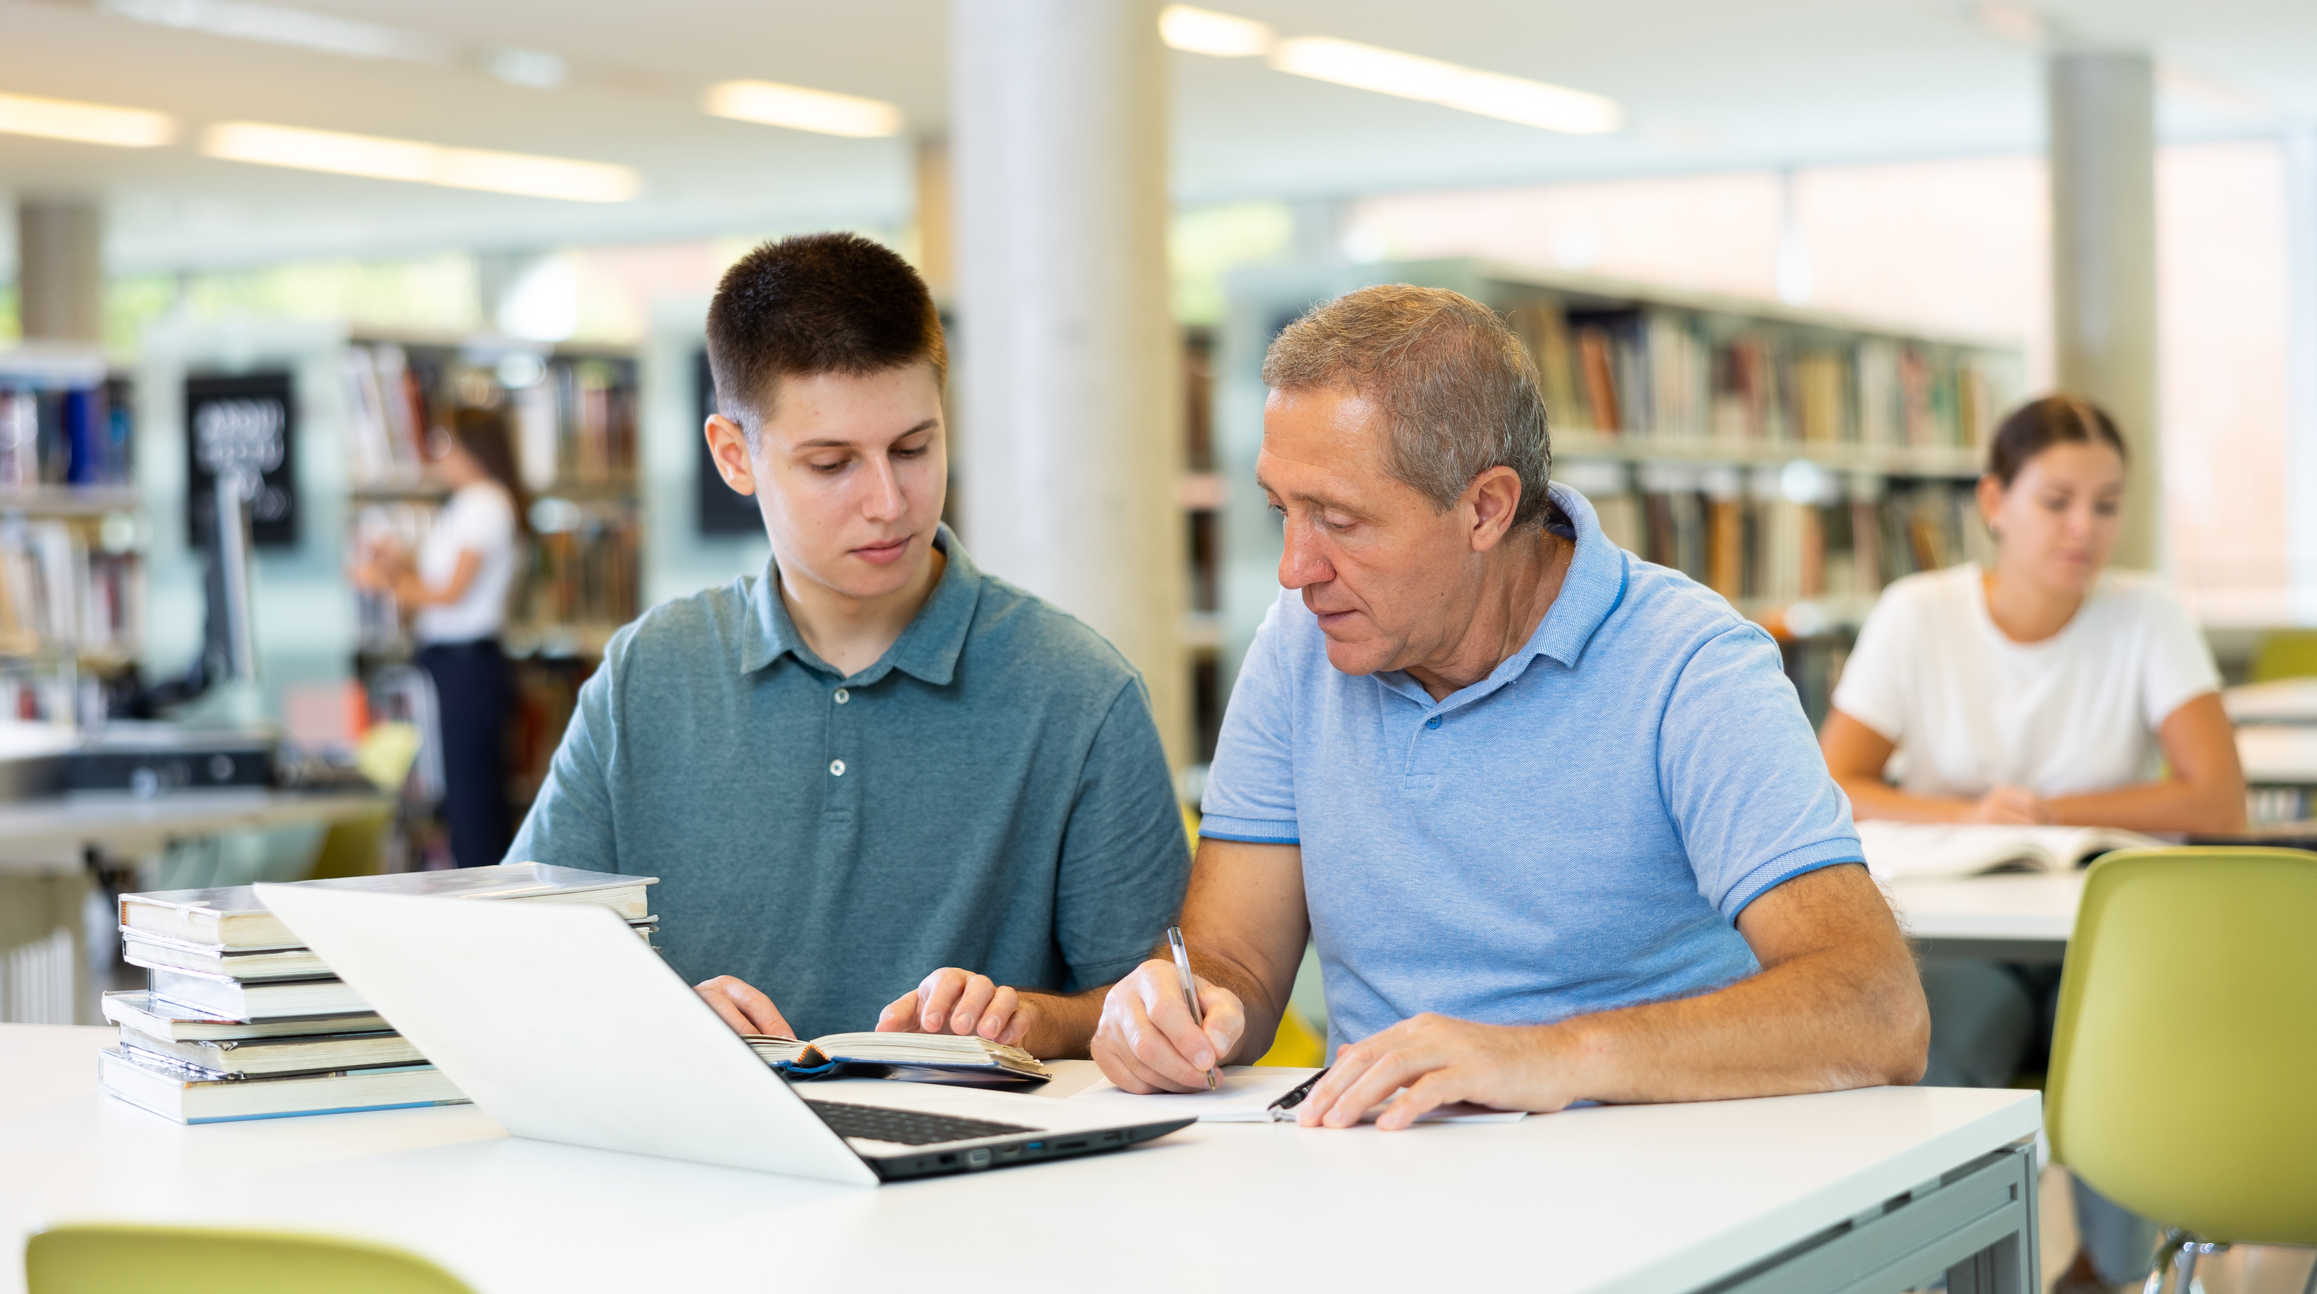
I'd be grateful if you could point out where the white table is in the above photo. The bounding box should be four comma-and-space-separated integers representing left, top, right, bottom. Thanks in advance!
2, 1025, 2041, 1294
1888, 872, 2084, 964
0, 789, 387, 873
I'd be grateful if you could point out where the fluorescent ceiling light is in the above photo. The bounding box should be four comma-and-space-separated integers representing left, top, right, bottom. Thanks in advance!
702, 80, 903, 137
1270, 37, 1620, 134
1161, 5, 1273, 57
0, 91, 175, 147
100, 0, 452, 62
201, 122, 639, 202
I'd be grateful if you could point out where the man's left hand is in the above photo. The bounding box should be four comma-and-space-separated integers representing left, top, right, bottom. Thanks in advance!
876, 968, 1035, 1047
1296, 1013, 1586, 1131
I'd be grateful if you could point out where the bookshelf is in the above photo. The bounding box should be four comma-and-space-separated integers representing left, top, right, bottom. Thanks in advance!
0, 348, 143, 727
340, 334, 642, 840
1214, 258, 2025, 726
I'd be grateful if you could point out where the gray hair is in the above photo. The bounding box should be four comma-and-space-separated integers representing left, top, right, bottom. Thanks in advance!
1261, 284, 1553, 528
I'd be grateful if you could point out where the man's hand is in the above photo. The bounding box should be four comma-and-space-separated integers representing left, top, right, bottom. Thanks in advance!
876, 968, 1035, 1046
1966, 784, 2049, 824
1295, 1013, 1578, 1131
692, 975, 794, 1038
1090, 959, 1245, 1092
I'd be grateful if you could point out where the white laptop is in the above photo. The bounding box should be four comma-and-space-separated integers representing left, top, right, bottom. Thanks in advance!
252, 884, 1191, 1185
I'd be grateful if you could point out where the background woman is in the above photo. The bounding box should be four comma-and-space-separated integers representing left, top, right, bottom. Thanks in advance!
354, 406, 529, 869
1821, 394, 2246, 1294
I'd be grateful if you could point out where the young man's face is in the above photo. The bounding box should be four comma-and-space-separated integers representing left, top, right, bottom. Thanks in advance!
706, 362, 947, 601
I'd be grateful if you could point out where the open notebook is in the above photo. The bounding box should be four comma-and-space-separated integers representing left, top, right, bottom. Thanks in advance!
743, 1032, 1051, 1086
1857, 821, 2164, 881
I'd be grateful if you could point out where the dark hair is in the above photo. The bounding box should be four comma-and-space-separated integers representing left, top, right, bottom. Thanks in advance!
704, 232, 947, 448
1987, 395, 2128, 488
449, 405, 532, 536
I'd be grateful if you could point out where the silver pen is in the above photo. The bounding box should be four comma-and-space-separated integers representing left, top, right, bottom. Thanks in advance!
1166, 925, 1219, 1090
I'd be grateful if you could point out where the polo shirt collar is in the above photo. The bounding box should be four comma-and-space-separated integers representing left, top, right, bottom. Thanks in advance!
1525, 481, 1628, 670
740, 523, 983, 685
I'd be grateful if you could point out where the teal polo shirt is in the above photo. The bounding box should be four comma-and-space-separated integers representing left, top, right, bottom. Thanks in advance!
506, 526, 1189, 1038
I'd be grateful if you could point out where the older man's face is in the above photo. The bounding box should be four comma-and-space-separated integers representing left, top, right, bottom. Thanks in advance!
1257, 385, 1477, 677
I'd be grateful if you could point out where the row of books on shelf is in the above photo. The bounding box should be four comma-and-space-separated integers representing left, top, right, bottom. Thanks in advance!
0, 377, 135, 490
0, 519, 141, 659
1508, 301, 2013, 452
99, 863, 657, 1124
1565, 463, 1992, 613
343, 342, 639, 492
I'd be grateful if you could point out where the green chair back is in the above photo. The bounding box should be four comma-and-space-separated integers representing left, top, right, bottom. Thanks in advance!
2251, 629, 2317, 683
25, 1224, 476, 1294
2046, 847, 2317, 1246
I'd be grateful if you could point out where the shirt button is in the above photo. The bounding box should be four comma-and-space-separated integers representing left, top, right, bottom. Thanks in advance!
1426, 716, 1441, 729
834, 688, 850, 704
829, 759, 847, 777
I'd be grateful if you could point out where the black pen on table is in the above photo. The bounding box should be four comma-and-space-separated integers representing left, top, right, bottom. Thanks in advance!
1266, 1067, 1330, 1122
1165, 924, 1219, 1090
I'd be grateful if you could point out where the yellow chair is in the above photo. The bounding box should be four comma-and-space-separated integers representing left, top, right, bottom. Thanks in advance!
2045, 848, 2317, 1292
25, 1224, 477, 1294
2251, 631, 2317, 684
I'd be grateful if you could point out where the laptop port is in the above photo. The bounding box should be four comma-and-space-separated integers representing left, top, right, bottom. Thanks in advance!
997, 1146, 1021, 1160
1057, 1139, 1086, 1150
967, 1149, 992, 1169
939, 1154, 957, 1166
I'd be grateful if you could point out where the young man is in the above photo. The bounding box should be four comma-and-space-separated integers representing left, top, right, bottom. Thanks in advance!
1089, 285, 1927, 1124
506, 234, 1188, 1053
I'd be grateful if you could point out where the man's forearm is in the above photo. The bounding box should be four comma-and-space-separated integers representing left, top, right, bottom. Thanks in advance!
1550, 939, 1927, 1103
1015, 985, 1109, 1059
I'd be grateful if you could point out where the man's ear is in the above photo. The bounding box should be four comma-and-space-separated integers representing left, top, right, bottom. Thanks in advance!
705, 415, 758, 496
1465, 465, 1523, 552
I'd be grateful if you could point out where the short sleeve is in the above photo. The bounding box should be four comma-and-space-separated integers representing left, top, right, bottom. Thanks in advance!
1828, 581, 1916, 743
504, 635, 622, 871
2136, 583, 2222, 728
1659, 622, 1865, 920
1049, 680, 1194, 989
1198, 592, 1301, 844
449, 485, 516, 553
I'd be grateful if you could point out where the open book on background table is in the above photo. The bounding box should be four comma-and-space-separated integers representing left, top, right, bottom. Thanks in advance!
1065, 1066, 1527, 1124
744, 1032, 1051, 1086
1857, 821, 2165, 881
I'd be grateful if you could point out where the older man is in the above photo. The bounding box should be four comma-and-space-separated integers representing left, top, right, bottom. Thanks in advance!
1090, 284, 1927, 1127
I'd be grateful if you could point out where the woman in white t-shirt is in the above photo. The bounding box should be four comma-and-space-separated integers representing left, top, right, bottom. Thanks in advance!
1821, 395, 2244, 1294
354, 406, 527, 869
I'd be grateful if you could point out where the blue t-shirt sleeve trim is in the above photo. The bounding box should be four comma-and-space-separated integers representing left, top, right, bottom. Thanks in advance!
1721, 842, 1868, 921
1197, 815, 1300, 845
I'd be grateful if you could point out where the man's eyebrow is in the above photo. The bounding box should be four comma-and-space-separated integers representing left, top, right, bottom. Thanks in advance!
792, 418, 939, 450
1256, 474, 1361, 515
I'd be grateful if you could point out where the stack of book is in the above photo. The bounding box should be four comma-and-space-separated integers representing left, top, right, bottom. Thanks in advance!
100, 863, 657, 1124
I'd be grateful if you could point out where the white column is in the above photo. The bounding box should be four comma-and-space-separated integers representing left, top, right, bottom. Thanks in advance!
950, 0, 1187, 764
2286, 126, 2317, 622
15, 199, 104, 344
2047, 51, 2160, 571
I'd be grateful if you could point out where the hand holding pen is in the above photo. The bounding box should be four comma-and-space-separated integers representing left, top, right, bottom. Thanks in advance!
1088, 928, 1246, 1093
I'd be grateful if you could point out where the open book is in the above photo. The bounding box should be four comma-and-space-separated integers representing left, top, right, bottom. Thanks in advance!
743, 1032, 1050, 1086
1857, 821, 2164, 881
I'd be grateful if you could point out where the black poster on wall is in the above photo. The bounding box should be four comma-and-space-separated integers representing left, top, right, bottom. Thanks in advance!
186, 372, 299, 549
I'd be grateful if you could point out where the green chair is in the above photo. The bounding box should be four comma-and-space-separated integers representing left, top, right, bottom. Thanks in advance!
25, 1223, 477, 1294
2045, 848, 2317, 1293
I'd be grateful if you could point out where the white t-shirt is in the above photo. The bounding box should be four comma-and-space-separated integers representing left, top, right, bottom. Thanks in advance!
1831, 563, 2220, 798
413, 481, 518, 645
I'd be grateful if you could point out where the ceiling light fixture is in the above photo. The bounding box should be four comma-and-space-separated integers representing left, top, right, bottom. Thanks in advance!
0, 91, 176, 147
702, 81, 903, 138
201, 122, 639, 202
1160, 5, 1273, 57
100, 0, 452, 63
1270, 37, 1620, 134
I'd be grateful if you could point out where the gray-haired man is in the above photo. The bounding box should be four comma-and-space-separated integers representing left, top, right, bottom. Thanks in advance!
1089, 284, 1928, 1125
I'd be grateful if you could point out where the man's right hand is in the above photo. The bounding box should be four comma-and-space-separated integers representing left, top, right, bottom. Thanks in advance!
1090, 958, 1246, 1092
693, 975, 795, 1038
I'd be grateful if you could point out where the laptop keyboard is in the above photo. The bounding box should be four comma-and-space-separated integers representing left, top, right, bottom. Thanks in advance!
804, 1099, 1041, 1146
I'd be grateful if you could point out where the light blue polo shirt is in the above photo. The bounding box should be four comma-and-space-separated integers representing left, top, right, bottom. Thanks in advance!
1201, 483, 1863, 1052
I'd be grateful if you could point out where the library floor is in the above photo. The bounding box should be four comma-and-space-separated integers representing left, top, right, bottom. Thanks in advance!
2030, 1166, 2315, 1293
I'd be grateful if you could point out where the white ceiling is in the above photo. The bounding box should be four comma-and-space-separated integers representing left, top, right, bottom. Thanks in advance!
0, 0, 2312, 275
